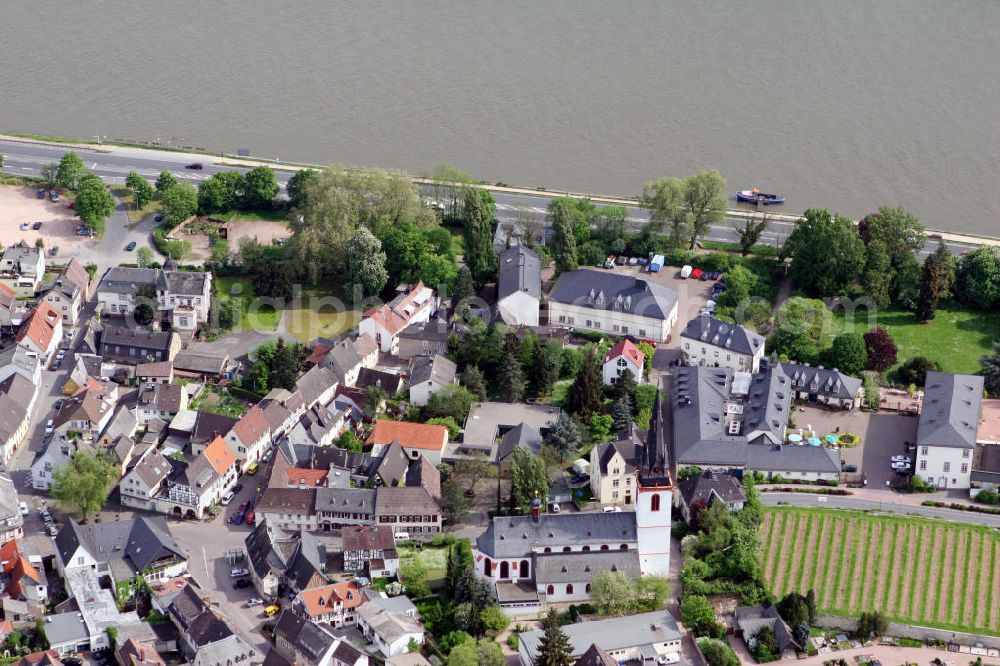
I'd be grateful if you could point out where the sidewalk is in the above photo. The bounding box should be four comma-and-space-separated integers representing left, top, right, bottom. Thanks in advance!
757, 485, 973, 508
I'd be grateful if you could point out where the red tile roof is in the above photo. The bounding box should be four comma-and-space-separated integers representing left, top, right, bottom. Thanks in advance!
231, 405, 270, 445
16, 302, 59, 352
604, 339, 644, 368
204, 435, 236, 476
366, 419, 448, 451
285, 468, 329, 487
297, 581, 362, 618
307, 343, 331, 366
362, 281, 431, 335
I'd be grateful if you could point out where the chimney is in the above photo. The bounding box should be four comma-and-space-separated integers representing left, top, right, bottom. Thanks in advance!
530, 495, 542, 522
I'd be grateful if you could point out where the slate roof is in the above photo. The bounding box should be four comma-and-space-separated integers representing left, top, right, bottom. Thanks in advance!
99, 267, 159, 295
356, 367, 404, 394
55, 517, 185, 579
373, 441, 410, 486
323, 338, 364, 383
735, 604, 801, 653
374, 487, 440, 517
535, 549, 640, 584
781, 362, 862, 401
274, 611, 337, 662
917, 372, 984, 449
680, 315, 764, 356
342, 525, 395, 552
100, 326, 176, 352
398, 320, 450, 343
172, 351, 228, 375
408, 354, 456, 388
476, 511, 637, 559
136, 361, 172, 378
191, 412, 238, 449
258, 488, 317, 514
137, 382, 183, 413
519, 611, 680, 662
162, 270, 208, 296
575, 643, 618, 666
547, 269, 678, 321
0, 374, 35, 443
678, 470, 747, 509
595, 435, 640, 476
498, 244, 542, 301
295, 365, 339, 408
315, 488, 376, 514
49, 257, 90, 299
497, 422, 543, 461
245, 519, 296, 581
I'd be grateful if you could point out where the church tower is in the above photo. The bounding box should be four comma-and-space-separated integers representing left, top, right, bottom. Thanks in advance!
635, 387, 672, 577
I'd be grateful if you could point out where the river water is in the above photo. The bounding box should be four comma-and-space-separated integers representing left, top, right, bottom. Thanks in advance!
2, 0, 999, 234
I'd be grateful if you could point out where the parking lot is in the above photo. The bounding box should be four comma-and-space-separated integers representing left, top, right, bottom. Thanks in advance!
0, 185, 89, 252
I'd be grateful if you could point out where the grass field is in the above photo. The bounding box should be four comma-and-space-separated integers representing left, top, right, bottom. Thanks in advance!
761, 506, 1000, 635
284, 283, 362, 343
215, 277, 280, 331
399, 543, 448, 593
821, 303, 1000, 375
112, 187, 162, 223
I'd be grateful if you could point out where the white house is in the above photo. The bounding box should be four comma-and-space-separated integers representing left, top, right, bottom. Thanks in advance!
359, 282, 436, 354
602, 339, 644, 386
680, 315, 765, 373
356, 594, 424, 657
41, 258, 90, 326
16, 302, 63, 363
547, 270, 678, 342
913, 372, 983, 490
0, 373, 38, 463
0, 242, 44, 293
365, 420, 449, 467
406, 354, 457, 407
97, 264, 212, 331
517, 611, 681, 666
497, 244, 541, 327
0, 344, 42, 387
224, 405, 272, 471
31, 436, 77, 492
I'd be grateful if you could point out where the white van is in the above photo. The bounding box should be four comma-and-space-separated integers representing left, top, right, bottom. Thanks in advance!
680, 265, 693, 279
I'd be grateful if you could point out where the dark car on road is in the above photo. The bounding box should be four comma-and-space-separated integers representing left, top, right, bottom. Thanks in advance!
186, 162, 203, 170
37, 189, 46, 199
233, 578, 251, 589
126, 241, 136, 251
32, 221, 42, 230
842, 464, 858, 473
49, 246, 59, 256
49, 191, 60, 202
232, 483, 243, 494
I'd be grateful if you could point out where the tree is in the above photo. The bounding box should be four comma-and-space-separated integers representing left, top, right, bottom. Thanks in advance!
0, 153, 3, 169
549, 197, 578, 273
336, 430, 363, 452
160, 182, 198, 227
805, 589, 817, 624
535, 609, 572, 666
641, 176, 687, 248
51, 450, 118, 520
680, 594, 722, 638
776, 592, 810, 628
715, 264, 759, 310
636, 575, 669, 609
611, 398, 632, 432
241, 165, 279, 209
861, 206, 925, 264
137, 246, 154, 268
460, 365, 487, 400
751, 625, 780, 662
271, 338, 304, 390
450, 638, 503, 666
863, 327, 897, 372
346, 227, 389, 300
699, 639, 740, 666
198, 171, 244, 213
133, 303, 154, 326
565, 348, 602, 415
956, 246, 1000, 310
590, 570, 636, 616
683, 170, 727, 249
734, 214, 770, 256
125, 171, 154, 210
544, 412, 582, 460
828, 333, 868, 376
529, 339, 562, 398
895, 356, 940, 387
425, 385, 476, 421
415, 253, 458, 292
452, 266, 475, 314
916, 242, 957, 322
462, 188, 498, 286
56, 151, 86, 189
427, 417, 460, 440
40, 163, 59, 188
509, 448, 548, 514
856, 610, 888, 640
451, 459, 495, 497
155, 169, 177, 194
362, 386, 387, 420
441, 480, 472, 523
74, 175, 115, 234
783, 209, 866, 296
980, 342, 1000, 397
497, 334, 525, 402
286, 168, 317, 208
861, 239, 892, 308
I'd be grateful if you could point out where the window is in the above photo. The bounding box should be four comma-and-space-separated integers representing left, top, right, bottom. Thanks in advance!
961, 464, 968, 474
919, 460, 927, 470
620, 544, 628, 550
943, 462, 951, 473
963, 449, 970, 459
921, 446, 929, 456
547, 585, 554, 595
582, 545, 590, 552
586, 584, 591, 593
562, 546, 571, 553
612, 325, 619, 332
612, 480, 619, 488
684, 342, 690, 350
612, 492, 619, 500
639, 329, 646, 336
651, 494, 660, 512
600, 544, 609, 551
622, 327, 628, 334
586, 320, 592, 327
558, 316, 566, 323
566, 584, 574, 594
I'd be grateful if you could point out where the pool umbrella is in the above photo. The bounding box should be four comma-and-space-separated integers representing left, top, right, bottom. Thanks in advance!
825, 434, 839, 444
808, 437, 822, 446
788, 434, 803, 443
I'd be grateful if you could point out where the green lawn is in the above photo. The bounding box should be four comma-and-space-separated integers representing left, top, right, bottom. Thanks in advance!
189, 385, 250, 418
215, 208, 288, 223
284, 284, 363, 343
762, 506, 1000, 636
399, 544, 449, 593
112, 187, 163, 223
822, 302, 1000, 375
216, 277, 280, 331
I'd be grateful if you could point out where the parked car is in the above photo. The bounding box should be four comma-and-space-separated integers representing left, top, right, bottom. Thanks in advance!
247, 462, 259, 475
550, 502, 561, 513
264, 605, 280, 617
928, 233, 943, 239
221, 492, 235, 506
699, 271, 710, 281
628, 257, 639, 265
891, 461, 911, 471
232, 483, 243, 494
602, 506, 622, 513
842, 464, 858, 473
125, 241, 136, 251
19, 502, 28, 516
45, 419, 54, 434
62, 658, 82, 666
37, 189, 47, 199
20, 222, 29, 231
185, 162, 203, 170
245, 510, 255, 526
53, 399, 63, 411
890, 455, 910, 463
48, 524, 58, 537
233, 578, 251, 589
49, 246, 58, 256
570, 474, 590, 485
247, 598, 264, 607
49, 191, 60, 202
709, 271, 720, 280
603, 256, 615, 269
637, 258, 648, 266
230, 567, 249, 578
32, 221, 42, 230
40, 508, 52, 522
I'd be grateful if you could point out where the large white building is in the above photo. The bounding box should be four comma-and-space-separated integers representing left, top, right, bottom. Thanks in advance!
679, 315, 765, 373
97, 263, 212, 332
497, 244, 541, 327
547, 270, 679, 342
359, 282, 436, 354
913, 372, 983, 490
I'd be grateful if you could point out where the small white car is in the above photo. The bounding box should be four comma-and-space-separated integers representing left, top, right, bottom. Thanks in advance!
551, 502, 561, 513
657, 653, 680, 665
45, 419, 54, 434
48, 524, 58, 537
247, 598, 264, 607
602, 506, 622, 513
891, 461, 911, 471
890, 455, 910, 463
19, 502, 28, 516
221, 491, 235, 506
230, 567, 249, 578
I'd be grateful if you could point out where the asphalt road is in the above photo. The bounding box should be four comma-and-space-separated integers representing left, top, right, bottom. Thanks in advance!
760, 492, 1000, 528
1, 139, 977, 259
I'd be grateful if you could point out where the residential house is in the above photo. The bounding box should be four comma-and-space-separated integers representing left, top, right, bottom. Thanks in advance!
406, 354, 457, 407
497, 244, 541, 327
274, 611, 368, 666
41, 258, 90, 326
589, 425, 642, 506
342, 525, 398, 578
781, 362, 863, 409
914, 372, 983, 490
386, 656, 432, 666
172, 351, 229, 378
671, 365, 841, 481
257, 489, 320, 532
165, 584, 259, 664
315, 485, 441, 536
0, 282, 26, 336
31, 435, 81, 492
116, 638, 166, 666
356, 594, 424, 657
547, 270, 678, 342
359, 282, 436, 354
322, 338, 366, 387
734, 604, 802, 658
157, 435, 237, 518
0, 373, 38, 463
134, 382, 187, 425
40, 612, 91, 656
97, 265, 213, 331
314, 489, 376, 532
0, 242, 44, 293
0, 540, 47, 604
189, 411, 239, 456
0, 476, 24, 544
260, 388, 307, 440
285, 403, 349, 449
355, 367, 405, 395
459, 402, 560, 462
396, 320, 450, 360
517, 611, 681, 666
52, 379, 118, 441
296, 365, 340, 411
136, 361, 173, 384
12, 651, 63, 666
99, 326, 180, 364
573, 645, 618, 666
294, 580, 364, 628
224, 405, 272, 471
676, 470, 747, 524
496, 423, 542, 477
366, 420, 449, 466
119, 448, 173, 513
0, 344, 41, 386
971, 443, 1000, 499
680, 316, 765, 373
245, 519, 298, 598
601, 339, 644, 386
17, 302, 63, 362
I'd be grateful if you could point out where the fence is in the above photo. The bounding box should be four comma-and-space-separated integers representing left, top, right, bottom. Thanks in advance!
816, 615, 1000, 651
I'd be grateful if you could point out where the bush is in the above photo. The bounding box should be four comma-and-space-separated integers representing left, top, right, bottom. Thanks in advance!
699, 639, 740, 666
838, 433, 859, 447
974, 489, 1000, 505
